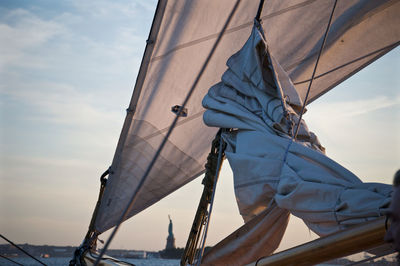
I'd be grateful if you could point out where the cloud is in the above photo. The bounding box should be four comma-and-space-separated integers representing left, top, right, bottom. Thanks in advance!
0, 4, 156, 178
0, 9, 66, 70
307, 95, 400, 119
1, 79, 122, 129
0, 4, 148, 79
304, 95, 399, 182
0, 1, 162, 248
0, 5, 147, 135
69, 0, 156, 18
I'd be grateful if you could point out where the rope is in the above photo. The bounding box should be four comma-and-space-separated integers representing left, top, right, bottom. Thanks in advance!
85, 168, 109, 241
293, 0, 338, 139
0, 255, 24, 266
195, 129, 226, 266
180, 130, 226, 265
0, 234, 47, 266
193, 216, 208, 265
94, 2, 241, 265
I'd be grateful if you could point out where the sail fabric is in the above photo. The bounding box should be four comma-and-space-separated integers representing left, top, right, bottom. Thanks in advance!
94, 0, 400, 233
202, 202, 290, 266
201, 24, 393, 265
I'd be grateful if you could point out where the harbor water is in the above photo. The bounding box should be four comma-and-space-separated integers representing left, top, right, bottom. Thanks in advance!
1, 257, 180, 266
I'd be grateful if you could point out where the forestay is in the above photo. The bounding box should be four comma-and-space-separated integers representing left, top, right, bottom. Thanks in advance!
94, 0, 400, 233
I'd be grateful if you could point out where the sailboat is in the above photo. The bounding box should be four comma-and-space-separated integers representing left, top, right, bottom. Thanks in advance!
70, 0, 400, 265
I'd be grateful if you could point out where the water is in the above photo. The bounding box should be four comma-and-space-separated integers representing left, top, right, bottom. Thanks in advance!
0, 257, 180, 266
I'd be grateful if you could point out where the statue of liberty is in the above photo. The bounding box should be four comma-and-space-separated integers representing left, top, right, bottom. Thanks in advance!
166, 215, 176, 250
168, 215, 173, 237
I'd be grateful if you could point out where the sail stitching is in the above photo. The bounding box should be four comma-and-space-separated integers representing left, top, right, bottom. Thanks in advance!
130, 110, 204, 144
285, 0, 398, 74
150, 0, 317, 62
292, 41, 400, 85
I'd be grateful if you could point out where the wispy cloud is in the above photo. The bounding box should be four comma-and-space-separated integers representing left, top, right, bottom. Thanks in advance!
0, 1, 161, 248
0, 9, 65, 70
304, 95, 399, 182
307, 95, 400, 119
69, 0, 156, 18
1, 79, 122, 129
0, 5, 147, 139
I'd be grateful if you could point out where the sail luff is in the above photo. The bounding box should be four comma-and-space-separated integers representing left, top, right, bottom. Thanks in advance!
93, 0, 168, 232
109, 0, 167, 174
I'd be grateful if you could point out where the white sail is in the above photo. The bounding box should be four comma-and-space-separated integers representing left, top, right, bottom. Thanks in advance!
201, 25, 392, 264
94, 0, 400, 233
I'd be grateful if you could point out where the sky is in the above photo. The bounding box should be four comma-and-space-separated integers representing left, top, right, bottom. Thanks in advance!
0, 0, 399, 254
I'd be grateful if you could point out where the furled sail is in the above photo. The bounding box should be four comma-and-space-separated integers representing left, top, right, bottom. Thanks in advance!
201, 24, 392, 265
94, 0, 400, 233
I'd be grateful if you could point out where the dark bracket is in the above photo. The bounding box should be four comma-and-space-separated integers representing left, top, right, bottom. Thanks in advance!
171, 105, 188, 117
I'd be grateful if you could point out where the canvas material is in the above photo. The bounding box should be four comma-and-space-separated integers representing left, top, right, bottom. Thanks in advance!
201, 24, 392, 265
95, 0, 399, 234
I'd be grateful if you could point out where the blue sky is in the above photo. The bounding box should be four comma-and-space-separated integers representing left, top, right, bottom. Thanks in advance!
0, 1, 399, 252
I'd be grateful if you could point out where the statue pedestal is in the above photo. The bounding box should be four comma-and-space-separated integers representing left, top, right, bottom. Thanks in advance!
166, 235, 176, 250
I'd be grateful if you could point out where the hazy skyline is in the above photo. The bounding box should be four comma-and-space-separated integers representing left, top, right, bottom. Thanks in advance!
1, 1, 399, 253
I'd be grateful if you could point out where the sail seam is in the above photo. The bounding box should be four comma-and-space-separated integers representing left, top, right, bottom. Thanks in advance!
126, 133, 203, 177
304, 41, 400, 105
285, 1, 399, 73
292, 41, 400, 85
150, 0, 318, 62
104, 0, 169, 212
130, 111, 204, 144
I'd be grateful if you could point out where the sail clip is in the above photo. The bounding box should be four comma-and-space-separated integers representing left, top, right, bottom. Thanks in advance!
171, 105, 188, 117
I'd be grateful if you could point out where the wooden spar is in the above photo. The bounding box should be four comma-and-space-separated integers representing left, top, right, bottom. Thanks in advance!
247, 217, 391, 266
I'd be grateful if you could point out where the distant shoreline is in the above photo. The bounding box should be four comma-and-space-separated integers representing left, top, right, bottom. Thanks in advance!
0, 243, 161, 259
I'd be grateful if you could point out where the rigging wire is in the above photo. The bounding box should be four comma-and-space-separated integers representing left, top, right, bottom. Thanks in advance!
193, 216, 207, 265
0, 234, 47, 266
293, 0, 338, 139
0, 255, 24, 266
180, 130, 226, 265
195, 129, 226, 265
94, 1, 242, 265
